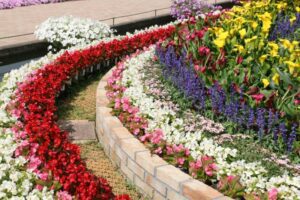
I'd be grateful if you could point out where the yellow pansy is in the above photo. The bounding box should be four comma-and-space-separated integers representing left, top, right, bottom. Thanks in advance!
272, 73, 280, 85
239, 29, 247, 39
245, 36, 258, 44
279, 39, 293, 52
233, 45, 245, 54
251, 21, 258, 30
296, 7, 300, 12
259, 55, 268, 63
284, 61, 300, 74
262, 78, 270, 88
268, 42, 279, 57
213, 31, 229, 49
277, 2, 287, 10
258, 12, 272, 33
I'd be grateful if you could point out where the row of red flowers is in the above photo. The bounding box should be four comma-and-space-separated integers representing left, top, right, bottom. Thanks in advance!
9, 26, 175, 199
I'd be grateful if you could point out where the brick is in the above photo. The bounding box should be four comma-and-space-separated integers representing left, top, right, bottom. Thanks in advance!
182, 180, 223, 200
156, 165, 191, 192
110, 148, 121, 167
136, 151, 168, 175
153, 191, 165, 200
119, 138, 147, 160
134, 175, 154, 198
127, 158, 145, 179
101, 134, 110, 155
145, 173, 167, 196
102, 116, 123, 137
120, 162, 134, 182
114, 144, 128, 164
96, 97, 110, 107
110, 127, 134, 144
96, 107, 112, 135
167, 188, 187, 200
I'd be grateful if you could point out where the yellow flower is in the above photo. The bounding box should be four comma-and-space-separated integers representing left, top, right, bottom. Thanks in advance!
233, 45, 245, 54
259, 55, 268, 63
296, 7, 300, 12
239, 29, 247, 39
251, 21, 258, 30
268, 42, 279, 57
277, 2, 287, 10
262, 78, 270, 88
290, 15, 297, 24
245, 36, 258, 44
213, 31, 229, 49
258, 12, 272, 33
272, 73, 280, 85
284, 61, 300, 74
279, 39, 293, 51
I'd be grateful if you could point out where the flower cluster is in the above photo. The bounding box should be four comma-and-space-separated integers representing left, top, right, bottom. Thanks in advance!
0, 0, 65, 9
0, 22, 174, 199
170, 0, 217, 20
35, 16, 114, 51
105, 47, 300, 199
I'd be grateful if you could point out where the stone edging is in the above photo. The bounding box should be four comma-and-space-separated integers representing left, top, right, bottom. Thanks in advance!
96, 67, 232, 200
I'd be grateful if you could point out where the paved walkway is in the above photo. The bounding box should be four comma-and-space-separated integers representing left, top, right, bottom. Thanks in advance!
0, 0, 171, 49
59, 120, 97, 143
0, 0, 229, 49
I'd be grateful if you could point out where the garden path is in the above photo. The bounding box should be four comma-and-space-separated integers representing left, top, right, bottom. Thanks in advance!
56, 71, 146, 199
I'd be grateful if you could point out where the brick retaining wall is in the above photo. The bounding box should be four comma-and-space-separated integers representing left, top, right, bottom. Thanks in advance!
96, 67, 232, 200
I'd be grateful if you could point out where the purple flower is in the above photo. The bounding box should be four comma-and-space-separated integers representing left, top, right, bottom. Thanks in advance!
287, 123, 298, 152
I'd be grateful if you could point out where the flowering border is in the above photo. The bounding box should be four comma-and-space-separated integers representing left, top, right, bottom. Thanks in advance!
0, 24, 174, 199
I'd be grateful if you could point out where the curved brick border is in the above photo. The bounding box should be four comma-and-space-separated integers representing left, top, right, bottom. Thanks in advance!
96, 67, 232, 200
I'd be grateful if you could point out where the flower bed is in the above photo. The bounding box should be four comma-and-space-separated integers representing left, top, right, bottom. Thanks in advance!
0, 23, 174, 199
105, 45, 300, 199
0, 0, 66, 10
162, 0, 300, 155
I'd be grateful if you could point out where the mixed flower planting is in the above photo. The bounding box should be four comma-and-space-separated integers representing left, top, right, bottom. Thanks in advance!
0, 0, 66, 10
106, 0, 300, 199
0, 21, 174, 199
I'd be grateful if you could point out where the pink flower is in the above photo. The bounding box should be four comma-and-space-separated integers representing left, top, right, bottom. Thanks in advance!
133, 128, 140, 135
166, 146, 173, 155
268, 188, 278, 200
185, 148, 190, 156
37, 172, 49, 181
173, 144, 184, 153
28, 156, 42, 171
251, 93, 264, 104
227, 175, 235, 182
35, 185, 43, 191
150, 129, 164, 144
154, 147, 162, 155
57, 191, 72, 200
177, 157, 185, 166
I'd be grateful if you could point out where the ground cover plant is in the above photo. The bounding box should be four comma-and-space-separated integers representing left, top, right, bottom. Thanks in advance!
106, 0, 300, 199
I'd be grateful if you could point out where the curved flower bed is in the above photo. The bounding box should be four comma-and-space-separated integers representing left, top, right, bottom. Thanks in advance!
0, 24, 174, 199
105, 46, 300, 199
0, 0, 66, 10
